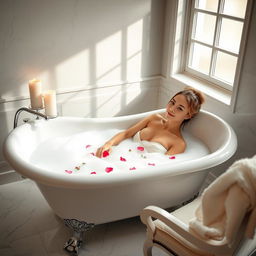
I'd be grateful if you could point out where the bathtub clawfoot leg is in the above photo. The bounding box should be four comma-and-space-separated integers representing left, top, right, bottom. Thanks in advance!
63, 219, 95, 255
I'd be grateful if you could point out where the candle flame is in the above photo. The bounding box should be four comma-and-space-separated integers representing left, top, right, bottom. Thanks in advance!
29, 78, 41, 84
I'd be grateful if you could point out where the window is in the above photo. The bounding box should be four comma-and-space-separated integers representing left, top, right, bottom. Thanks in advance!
185, 0, 251, 91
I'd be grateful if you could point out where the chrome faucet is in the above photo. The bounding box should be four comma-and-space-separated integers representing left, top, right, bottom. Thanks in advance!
13, 107, 48, 129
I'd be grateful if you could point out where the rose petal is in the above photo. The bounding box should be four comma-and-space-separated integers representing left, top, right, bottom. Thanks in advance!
90, 152, 95, 156
120, 156, 126, 162
148, 163, 155, 166
75, 166, 80, 170
86, 145, 91, 149
137, 146, 144, 151
129, 167, 136, 170
103, 150, 109, 158
169, 156, 176, 160
65, 170, 73, 174
90, 171, 96, 174
105, 167, 113, 173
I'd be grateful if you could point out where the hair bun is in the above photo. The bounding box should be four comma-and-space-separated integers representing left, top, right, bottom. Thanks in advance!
185, 86, 205, 105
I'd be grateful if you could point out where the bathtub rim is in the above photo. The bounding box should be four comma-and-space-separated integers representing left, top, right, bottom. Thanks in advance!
3, 109, 237, 189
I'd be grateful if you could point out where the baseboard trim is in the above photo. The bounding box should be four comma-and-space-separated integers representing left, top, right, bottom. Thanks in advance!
0, 161, 11, 173
0, 161, 24, 185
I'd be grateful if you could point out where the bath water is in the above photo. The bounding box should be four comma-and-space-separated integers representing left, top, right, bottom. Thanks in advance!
30, 129, 209, 175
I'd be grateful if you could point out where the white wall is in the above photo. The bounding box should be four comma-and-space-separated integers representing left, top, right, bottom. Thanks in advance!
0, 0, 166, 183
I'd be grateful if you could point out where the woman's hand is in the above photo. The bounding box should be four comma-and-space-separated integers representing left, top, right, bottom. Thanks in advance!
96, 143, 112, 158
95, 115, 152, 158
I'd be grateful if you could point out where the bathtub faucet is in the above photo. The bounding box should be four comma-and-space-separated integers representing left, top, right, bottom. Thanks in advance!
13, 107, 48, 129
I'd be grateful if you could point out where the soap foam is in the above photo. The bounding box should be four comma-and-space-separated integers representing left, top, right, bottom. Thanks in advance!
30, 129, 210, 175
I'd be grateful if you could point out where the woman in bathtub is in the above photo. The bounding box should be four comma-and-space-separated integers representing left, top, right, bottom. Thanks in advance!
96, 87, 205, 157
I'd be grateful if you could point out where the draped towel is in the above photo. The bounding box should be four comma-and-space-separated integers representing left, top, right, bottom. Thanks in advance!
189, 156, 256, 245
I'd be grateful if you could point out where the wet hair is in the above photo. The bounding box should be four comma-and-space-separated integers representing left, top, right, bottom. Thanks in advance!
171, 87, 205, 119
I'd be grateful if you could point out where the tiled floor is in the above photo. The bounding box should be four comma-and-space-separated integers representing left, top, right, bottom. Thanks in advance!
0, 179, 168, 256
1, 179, 256, 256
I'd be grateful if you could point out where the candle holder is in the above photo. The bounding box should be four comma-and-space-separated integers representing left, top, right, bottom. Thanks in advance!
28, 105, 45, 119
28, 105, 58, 119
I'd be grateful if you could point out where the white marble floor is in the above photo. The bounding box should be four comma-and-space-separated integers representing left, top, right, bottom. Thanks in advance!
0, 179, 168, 256
1, 179, 256, 256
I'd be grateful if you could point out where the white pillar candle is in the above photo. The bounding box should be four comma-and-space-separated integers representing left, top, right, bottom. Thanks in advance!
44, 90, 57, 117
28, 79, 43, 109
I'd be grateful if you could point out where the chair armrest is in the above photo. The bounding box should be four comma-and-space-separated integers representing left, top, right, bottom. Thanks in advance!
140, 205, 229, 253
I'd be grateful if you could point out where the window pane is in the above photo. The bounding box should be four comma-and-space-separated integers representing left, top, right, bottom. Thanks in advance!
196, 0, 218, 12
214, 51, 237, 84
217, 18, 243, 53
189, 43, 212, 74
222, 0, 247, 18
193, 12, 216, 45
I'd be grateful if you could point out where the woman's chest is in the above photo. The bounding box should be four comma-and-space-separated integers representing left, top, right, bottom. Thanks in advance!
140, 124, 179, 148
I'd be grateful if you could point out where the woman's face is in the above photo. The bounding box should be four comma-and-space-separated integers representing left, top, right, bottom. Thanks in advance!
166, 94, 191, 122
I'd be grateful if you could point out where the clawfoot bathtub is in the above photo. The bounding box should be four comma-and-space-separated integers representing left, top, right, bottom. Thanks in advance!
3, 109, 237, 254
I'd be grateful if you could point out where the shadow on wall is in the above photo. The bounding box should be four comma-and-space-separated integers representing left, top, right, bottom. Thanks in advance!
1, 0, 165, 117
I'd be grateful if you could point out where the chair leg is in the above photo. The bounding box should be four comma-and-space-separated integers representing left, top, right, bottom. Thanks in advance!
143, 239, 154, 256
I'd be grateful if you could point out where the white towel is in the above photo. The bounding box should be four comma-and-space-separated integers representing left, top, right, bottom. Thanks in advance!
189, 156, 256, 245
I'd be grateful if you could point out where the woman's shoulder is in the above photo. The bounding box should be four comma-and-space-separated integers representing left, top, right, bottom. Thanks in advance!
175, 135, 186, 149
148, 113, 166, 121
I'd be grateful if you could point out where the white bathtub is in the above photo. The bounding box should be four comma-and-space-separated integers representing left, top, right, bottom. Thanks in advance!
3, 109, 237, 225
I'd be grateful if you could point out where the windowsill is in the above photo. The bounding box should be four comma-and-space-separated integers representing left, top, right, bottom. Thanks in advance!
170, 72, 232, 106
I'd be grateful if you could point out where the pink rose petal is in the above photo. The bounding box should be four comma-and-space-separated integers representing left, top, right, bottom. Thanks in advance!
90, 152, 95, 156
148, 163, 155, 166
105, 167, 113, 173
90, 171, 96, 174
129, 167, 136, 170
102, 150, 110, 158
85, 145, 91, 149
137, 146, 144, 151
65, 170, 73, 174
120, 156, 126, 162
169, 156, 176, 160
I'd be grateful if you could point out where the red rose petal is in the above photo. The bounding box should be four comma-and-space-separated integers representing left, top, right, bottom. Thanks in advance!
90, 171, 96, 174
102, 150, 110, 158
137, 146, 144, 151
169, 156, 176, 159
129, 167, 136, 170
148, 163, 155, 166
120, 156, 126, 161
65, 170, 73, 174
85, 145, 91, 149
105, 167, 113, 173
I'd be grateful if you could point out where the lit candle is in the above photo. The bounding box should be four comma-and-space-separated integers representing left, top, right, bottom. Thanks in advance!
43, 90, 57, 117
28, 79, 43, 109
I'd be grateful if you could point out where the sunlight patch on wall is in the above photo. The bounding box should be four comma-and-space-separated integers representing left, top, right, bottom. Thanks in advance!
127, 19, 143, 79
55, 49, 90, 89
93, 84, 143, 117
96, 31, 122, 83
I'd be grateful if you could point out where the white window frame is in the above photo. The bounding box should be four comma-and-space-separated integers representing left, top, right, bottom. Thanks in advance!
185, 0, 250, 91
166, 0, 253, 108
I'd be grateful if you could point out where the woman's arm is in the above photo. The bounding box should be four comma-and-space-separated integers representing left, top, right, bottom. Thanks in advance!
96, 114, 154, 158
